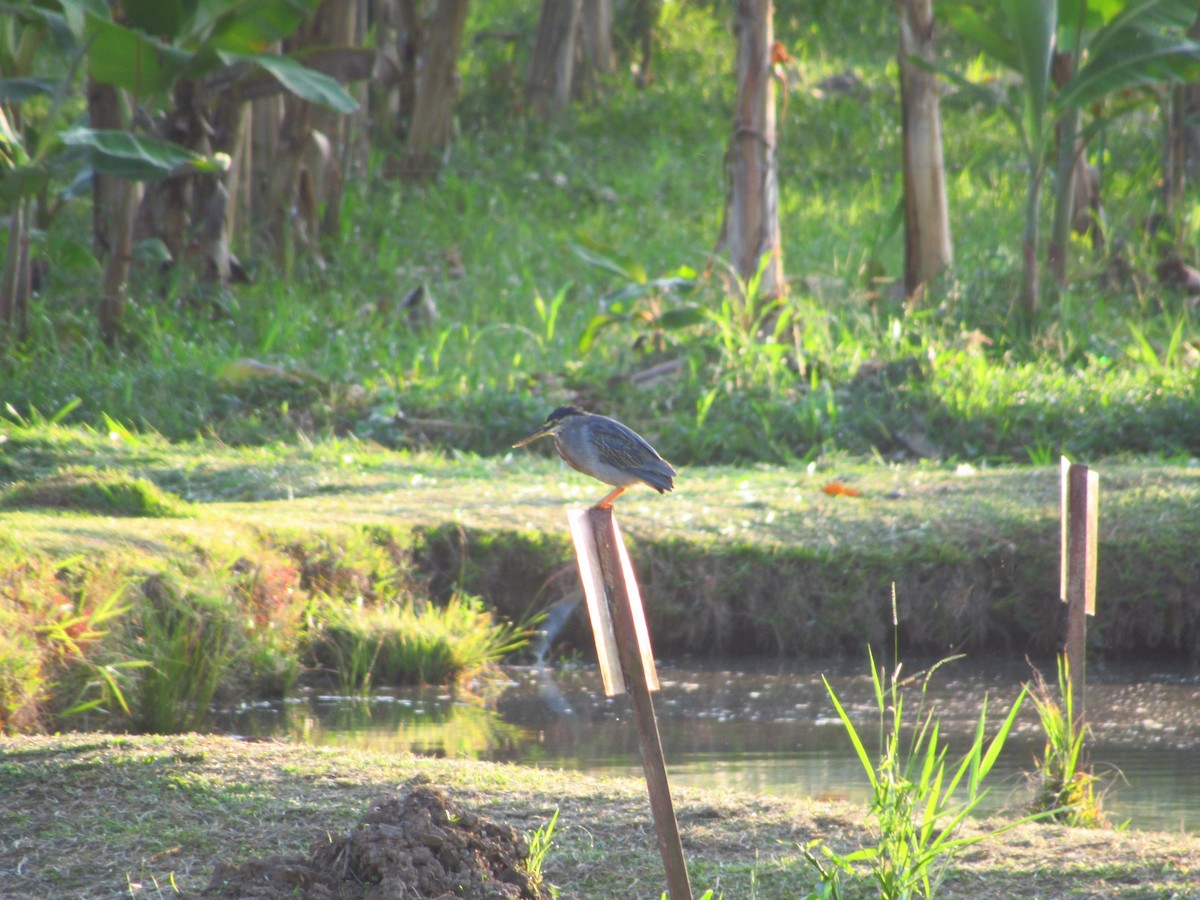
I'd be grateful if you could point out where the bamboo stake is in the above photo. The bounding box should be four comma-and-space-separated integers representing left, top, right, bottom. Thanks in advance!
567, 507, 691, 900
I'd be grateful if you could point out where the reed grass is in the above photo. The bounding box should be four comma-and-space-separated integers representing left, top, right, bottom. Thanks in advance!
134, 574, 240, 733
803, 593, 1038, 899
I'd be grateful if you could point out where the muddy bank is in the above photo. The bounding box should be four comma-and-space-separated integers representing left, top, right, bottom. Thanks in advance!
415, 493, 1200, 661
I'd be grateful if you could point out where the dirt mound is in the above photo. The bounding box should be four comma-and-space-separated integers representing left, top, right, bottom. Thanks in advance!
197, 778, 551, 899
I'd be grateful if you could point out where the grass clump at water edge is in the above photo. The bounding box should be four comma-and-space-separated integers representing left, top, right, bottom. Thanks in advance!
308, 590, 531, 694
1025, 654, 1117, 829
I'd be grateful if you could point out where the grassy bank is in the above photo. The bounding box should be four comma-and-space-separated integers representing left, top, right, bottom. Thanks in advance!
2, 734, 1198, 898
3, 417, 1199, 733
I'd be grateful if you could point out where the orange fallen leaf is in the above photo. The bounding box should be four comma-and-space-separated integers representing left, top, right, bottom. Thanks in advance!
822, 481, 861, 497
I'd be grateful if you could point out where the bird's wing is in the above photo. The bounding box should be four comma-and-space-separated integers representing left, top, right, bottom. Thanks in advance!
593, 424, 667, 472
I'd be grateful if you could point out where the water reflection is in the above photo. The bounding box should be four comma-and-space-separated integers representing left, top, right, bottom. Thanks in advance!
225, 686, 527, 758
218, 661, 1200, 834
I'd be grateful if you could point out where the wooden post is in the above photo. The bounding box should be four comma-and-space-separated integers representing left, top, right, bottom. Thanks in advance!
1060, 457, 1099, 726
567, 507, 692, 900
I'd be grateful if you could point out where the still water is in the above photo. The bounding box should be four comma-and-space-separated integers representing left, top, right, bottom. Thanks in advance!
218, 660, 1200, 834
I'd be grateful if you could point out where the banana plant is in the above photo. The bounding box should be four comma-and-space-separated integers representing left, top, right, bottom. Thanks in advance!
939, 0, 1200, 321
0, 0, 359, 343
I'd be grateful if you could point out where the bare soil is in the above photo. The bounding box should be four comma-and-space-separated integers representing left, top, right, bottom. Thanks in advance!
196, 778, 548, 899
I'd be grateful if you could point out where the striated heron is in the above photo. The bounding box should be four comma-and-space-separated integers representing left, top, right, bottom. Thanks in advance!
513, 406, 676, 508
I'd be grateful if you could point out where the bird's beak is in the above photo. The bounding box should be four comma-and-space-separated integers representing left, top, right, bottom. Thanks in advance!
513, 423, 554, 448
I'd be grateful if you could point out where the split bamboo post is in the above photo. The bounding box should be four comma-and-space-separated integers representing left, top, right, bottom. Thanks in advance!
567, 506, 692, 900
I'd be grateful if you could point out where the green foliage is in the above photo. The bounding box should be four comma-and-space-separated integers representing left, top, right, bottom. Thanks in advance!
1, 3, 1198, 465
941, 0, 1200, 313
0, 555, 146, 733
1025, 655, 1112, 828
803, 598, 1037, 899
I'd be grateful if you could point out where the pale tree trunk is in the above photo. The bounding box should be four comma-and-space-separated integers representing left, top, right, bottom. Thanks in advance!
1, 195, 31, 343
401, 0, 468, 181
246, 91, 284, 254
266, 94, 315, 272
575, 0, 614, 100
898, 0, 951, 301
0, 100, 31, 342
1049, 50, 1081, 295
716, 0, 783, 302
525, 0, 582, 120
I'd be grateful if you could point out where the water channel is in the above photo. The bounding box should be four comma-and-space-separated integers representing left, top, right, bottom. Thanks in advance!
218, 659, 1200, 834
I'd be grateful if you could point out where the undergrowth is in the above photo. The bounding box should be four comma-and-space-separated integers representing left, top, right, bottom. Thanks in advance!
0, 4, 1197, 465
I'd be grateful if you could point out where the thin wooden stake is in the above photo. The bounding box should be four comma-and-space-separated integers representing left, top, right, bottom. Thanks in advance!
1061, 460, 1099, 727
569, 506, 692, 900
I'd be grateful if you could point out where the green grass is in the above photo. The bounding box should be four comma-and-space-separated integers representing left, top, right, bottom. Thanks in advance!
1, 3, 1197, 466
0, 465, 194, 517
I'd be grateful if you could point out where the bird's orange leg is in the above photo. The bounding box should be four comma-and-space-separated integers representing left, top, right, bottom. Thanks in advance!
593, 486, 627, 509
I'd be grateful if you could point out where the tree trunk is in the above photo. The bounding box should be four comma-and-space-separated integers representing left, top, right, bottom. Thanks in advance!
266, 94, 315, 272
630, 0, 662, 88
716, 0, 783, 303
898, 0, 951, 301
100, 177, 141, 346
247, 91, 284, 253
135, 78, 203, 263
1, 195, 31, 343
1048, 50, 1081, 296
306, 0, 367, 240
200, 89, 250, 282
524, 0, 582, 120
89, 78, 140, 343
88, 79, 125, 259
400, 0, 468, 181
1019, 161, 1044, 323
370, 0, 423, 143
1164, 7, 1200, 215
575, 0, 614, 100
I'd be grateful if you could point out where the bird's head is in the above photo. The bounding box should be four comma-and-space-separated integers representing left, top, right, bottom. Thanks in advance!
512, 406, 587, 447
